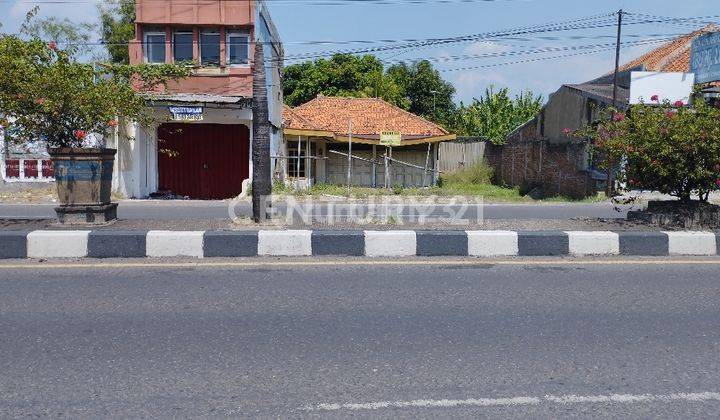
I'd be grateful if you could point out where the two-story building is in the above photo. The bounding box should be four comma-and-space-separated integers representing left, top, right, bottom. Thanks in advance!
111, 0, 283, 200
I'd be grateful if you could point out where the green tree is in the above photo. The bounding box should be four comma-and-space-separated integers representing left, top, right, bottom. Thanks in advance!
283, 54, 406, 107
283, 55, 457, 127
386, 60, 456, 126
454, 86, 543, 145
21, 16, 96, 59
576, 97, 720, 203
98, 0, 135, 64
0, 35, 188, 148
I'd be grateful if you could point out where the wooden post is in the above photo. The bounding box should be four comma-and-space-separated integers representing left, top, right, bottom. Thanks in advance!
306, 137, 311, 188
384, 151, 389, 189
432, 142, 439, 186
422, 142, 431, 187
296, 135, 301, 189
371, 144, 377, 188
388, 146, 393, 188
347, 120, 353, 190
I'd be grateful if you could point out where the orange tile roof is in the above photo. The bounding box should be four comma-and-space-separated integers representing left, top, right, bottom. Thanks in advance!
620, 24, 718, 72
283, 96, 449, 139
282, 104, 316, 131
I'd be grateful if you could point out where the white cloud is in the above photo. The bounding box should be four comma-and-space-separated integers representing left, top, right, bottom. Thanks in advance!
450, 48, 622, 103
463, 41, 512, 55
453, 70, 509, 102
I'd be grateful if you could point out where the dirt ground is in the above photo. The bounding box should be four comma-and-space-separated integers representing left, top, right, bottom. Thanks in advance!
0, 183, 57, 204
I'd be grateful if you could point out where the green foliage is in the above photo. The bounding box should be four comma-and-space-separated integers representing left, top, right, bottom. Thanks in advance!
0, 35, 189, 148
454, 86, 543, 145
576, 96, 720, 202
386, 60, 456, 127
438, 162, 494, 187
283, 54, 405, 107
275, 178, 599, 202
98, 0, 135, 64
283, 55, 456, 127
20, 15, 96, 59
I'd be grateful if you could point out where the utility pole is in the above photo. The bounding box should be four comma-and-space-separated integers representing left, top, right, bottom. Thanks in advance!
612, 9, 623, 107
252, 41, 271, 222
607, 9, 623, 197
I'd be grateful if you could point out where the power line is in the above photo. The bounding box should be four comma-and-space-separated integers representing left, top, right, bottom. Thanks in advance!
278, 12, 718, 62
380, 36, 677, 65
439, 43, 630, 73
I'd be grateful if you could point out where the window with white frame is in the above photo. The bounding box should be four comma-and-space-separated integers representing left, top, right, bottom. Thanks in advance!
173, 31, 194, 63
227, 31, 249, 65
287, 145, 306, 178
144, 31, 166, 63
200, 29, 221, 66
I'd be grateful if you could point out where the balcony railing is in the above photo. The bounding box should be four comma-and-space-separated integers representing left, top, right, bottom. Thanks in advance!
2, 159, 54, 182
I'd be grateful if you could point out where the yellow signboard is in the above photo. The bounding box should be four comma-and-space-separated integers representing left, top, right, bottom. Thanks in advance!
380, 131, 401, 146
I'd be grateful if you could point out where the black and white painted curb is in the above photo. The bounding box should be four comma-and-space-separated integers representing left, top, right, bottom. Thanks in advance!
1, 230, 719, 259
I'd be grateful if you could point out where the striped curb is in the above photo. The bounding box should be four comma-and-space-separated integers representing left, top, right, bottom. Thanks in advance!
258, 230, 312, 256
365, 231, 416, 257
618, 232, 669, 256
467, 230, 518, 257
146, 231, 204, 258
0, 230, 719, 259
27, 230, 90, 258
566, 231, 619, 256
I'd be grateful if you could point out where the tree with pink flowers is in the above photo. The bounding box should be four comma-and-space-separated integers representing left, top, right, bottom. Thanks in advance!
0, 35, 188, 149
574, 95, 720, 203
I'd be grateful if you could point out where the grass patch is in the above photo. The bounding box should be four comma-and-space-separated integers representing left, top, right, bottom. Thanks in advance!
272, 163, 607, 203
438, 162, 494, 186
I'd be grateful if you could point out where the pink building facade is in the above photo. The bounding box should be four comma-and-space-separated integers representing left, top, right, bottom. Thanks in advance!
112, 0, 283, 200
128, 0, 256, 97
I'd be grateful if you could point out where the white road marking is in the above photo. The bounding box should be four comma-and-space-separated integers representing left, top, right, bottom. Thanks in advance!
302, 392, 720, 412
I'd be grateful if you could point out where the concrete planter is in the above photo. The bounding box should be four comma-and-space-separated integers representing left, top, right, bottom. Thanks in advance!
49, 148, 118, 224
627, 200, 720, 229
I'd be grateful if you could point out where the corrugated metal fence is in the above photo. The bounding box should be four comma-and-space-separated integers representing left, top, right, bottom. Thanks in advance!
437, 141, 486, 173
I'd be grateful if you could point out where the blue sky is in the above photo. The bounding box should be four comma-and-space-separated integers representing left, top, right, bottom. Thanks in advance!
1, 0, 717, 103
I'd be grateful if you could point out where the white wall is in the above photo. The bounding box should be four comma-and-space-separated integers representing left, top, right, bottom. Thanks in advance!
113, 106, 252, 199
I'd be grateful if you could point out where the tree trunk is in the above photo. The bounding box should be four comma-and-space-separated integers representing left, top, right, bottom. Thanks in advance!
251, 41, 271, 222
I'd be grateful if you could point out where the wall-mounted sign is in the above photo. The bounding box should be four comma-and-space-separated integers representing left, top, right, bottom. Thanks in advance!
691, 32, 720, 84
169, 106, 203, 121
380, 131, 401, 146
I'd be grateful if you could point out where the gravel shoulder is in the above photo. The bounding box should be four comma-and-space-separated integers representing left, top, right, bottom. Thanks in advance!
0, 217, 678, 231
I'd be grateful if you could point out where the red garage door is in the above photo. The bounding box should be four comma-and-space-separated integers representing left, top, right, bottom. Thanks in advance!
157, 123, 250, 200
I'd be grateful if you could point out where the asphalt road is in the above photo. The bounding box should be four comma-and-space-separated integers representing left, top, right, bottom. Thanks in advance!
0, 200, 635, 220
1, 258, 719, 418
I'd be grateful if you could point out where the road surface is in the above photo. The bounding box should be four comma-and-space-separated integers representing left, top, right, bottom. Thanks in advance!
0, 200, 636, 220
1, 258, 719, 417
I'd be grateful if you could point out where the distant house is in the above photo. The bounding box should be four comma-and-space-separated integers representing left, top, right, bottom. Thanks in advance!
111, 0, 283, 200
281, 96, 455, 188
1, 122, 54, 184
486, 25, 718, 199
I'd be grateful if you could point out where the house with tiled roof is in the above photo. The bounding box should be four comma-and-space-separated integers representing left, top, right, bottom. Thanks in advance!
485, 25, 720, 199
281, 96, 455, 188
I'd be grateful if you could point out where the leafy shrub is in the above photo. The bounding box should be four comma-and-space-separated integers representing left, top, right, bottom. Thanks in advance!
574, 96, 720, 202
0, 35, 188, 148
438, 162, 494, 187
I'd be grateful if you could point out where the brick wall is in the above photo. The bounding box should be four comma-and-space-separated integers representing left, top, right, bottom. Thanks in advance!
485, 119, 595, 199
